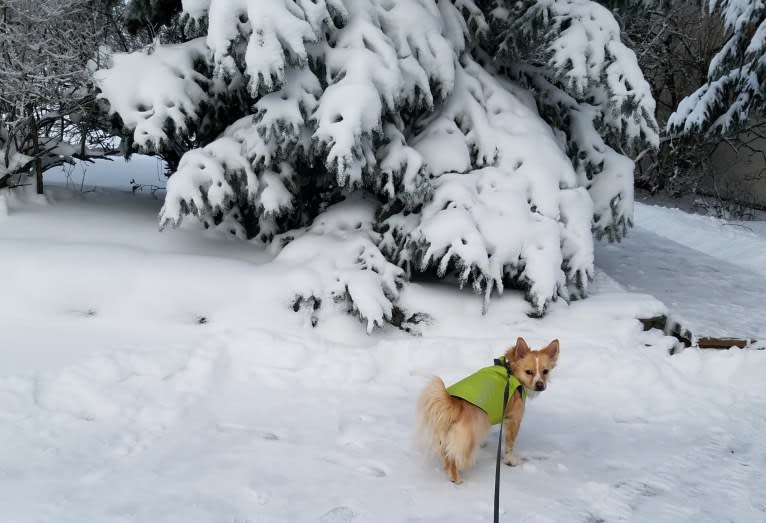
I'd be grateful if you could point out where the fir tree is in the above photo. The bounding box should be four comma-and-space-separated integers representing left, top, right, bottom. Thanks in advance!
668, 0, 766, 137
485, 0, 659, 242
96, 0, 658, 325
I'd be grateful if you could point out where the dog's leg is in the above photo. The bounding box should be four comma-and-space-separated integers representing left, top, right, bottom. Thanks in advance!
437, 442, 462, 483
502, 390, 525, 466
445, 457, 462, 483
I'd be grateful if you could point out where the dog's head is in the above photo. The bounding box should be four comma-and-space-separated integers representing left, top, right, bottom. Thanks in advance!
505, 337, 559, 392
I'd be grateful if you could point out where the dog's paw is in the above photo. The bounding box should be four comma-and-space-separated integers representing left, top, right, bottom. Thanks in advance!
503, 453, 522, 467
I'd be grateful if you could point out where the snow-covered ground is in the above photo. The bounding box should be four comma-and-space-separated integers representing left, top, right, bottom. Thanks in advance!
596, 203, 766, 340
635, 202, 766, 277
1, 179, 765, 522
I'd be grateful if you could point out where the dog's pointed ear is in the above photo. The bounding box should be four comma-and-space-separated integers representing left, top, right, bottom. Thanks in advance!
543, 339, 560, 362
509, 337, 530, 361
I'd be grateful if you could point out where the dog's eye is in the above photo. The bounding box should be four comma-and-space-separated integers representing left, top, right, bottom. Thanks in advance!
525, 370, 533, 376
543, 369, 549, 375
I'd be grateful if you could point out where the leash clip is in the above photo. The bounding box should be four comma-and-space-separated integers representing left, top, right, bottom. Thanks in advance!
493, 357, 511, 376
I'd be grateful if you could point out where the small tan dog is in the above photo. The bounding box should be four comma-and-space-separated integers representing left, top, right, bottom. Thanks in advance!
416, 337, 559, 483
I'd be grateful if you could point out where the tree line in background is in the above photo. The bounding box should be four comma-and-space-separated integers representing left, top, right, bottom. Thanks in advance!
0, 0, 186, 192
615, 0, 766, 204
1, 0, 764, 325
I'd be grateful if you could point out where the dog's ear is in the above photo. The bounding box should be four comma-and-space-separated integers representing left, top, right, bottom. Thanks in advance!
543, 339, 559, 363
509, 337, 530, 361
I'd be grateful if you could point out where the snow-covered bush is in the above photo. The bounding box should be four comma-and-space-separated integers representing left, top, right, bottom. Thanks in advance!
96, 0, 657, 324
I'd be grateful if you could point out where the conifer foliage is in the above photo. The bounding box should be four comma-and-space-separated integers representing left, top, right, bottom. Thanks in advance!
97, 0, 658, 327
490, 0, 659, 241
669, 0, 766, 138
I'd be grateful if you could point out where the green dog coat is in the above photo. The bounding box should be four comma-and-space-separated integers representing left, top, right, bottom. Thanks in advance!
446, 358, 526, 425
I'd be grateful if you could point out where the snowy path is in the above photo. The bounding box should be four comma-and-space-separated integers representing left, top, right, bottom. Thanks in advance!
596, 226, 766, 340
634, 202, 766, 278
1, 189, 765, 522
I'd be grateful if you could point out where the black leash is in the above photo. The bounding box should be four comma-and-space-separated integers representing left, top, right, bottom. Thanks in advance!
493, 359, 512, 523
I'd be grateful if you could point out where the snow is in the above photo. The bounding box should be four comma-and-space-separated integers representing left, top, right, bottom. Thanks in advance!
596, 202, 766, 340
0, 190, 8, 219
546, 0, 621, 95
597, 226, 766, 340
207, 0, 316, 93
746, 18, 766, 56
45, 155, 166, 193
712, 0, 766, 32
670, 0, 765, 136
634, 202, 766, 278
1, 180, 765, 522
182, 0, 211, 19
399, 59, 595, 314
95, 38, 212, 152
160, 133, 261, 239
508, 0, 659, 154
96, 0, 657, 317
272, 194, 405, 333
567, 102, 636, 240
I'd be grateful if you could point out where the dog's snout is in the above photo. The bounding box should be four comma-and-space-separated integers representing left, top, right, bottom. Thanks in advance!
534, 381, 545, 391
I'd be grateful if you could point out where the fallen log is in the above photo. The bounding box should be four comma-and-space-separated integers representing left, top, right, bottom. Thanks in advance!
638, 315, 757, 352
696, 337, 752, 349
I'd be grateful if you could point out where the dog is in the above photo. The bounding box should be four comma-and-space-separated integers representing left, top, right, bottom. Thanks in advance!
416, 337, 559, 483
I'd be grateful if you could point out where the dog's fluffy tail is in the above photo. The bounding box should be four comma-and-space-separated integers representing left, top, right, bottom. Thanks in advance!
415, 376, 457, 454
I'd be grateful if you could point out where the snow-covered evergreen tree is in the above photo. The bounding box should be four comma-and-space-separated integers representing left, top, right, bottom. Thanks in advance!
486, 0, 659, 241
96, 0, 657, 325
668, 0, 766, 137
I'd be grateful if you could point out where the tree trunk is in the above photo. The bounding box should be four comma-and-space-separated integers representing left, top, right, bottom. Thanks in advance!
28, 108, 43, 195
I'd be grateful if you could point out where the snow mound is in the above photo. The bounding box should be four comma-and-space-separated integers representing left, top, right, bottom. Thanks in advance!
273, 195, 404, 333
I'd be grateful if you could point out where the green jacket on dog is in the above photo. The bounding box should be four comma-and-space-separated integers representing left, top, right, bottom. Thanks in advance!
446, 358, 526, 425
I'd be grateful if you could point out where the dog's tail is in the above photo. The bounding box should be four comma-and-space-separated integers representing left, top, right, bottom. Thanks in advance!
415, 376, 457, 454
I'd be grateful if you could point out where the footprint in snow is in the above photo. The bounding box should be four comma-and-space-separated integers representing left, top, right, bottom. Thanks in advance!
215, 423, 280, 441
70, 307, 97, 317
320, 455, 388, 478
356, 463, 387, 478
614, 480, 663, 498
319, 506, 355, 522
